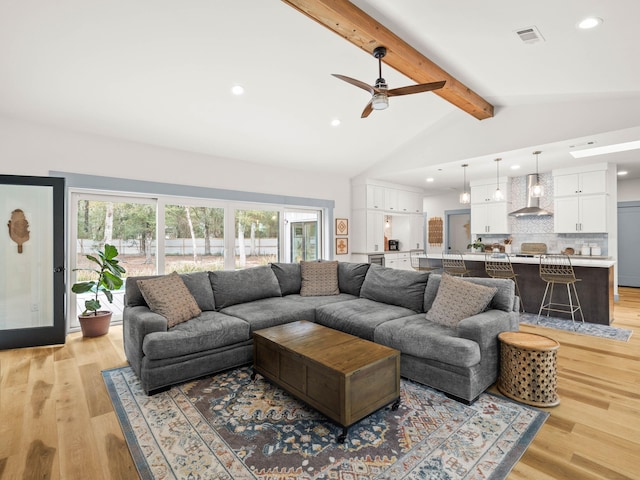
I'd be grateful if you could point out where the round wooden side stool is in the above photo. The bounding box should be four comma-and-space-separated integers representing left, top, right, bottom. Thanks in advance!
497, 331, 560, 407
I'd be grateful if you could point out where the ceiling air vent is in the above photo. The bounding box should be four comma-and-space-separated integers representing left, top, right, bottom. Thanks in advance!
515, 26, 545, 44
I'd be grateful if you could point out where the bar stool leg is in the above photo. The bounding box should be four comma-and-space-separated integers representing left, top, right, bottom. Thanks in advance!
566, 283, 577, 330
571, 282, 585, 325
537, 282, 551, 324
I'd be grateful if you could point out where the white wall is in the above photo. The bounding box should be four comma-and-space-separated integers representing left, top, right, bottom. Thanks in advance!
0, 115, 353, 258
618, 178, 640, 202
423, 191, 468, 255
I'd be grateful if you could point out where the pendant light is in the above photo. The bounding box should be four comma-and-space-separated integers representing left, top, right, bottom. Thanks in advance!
530, 150, 544, 198
493, 158, 504, 201
459, 164, 471, 204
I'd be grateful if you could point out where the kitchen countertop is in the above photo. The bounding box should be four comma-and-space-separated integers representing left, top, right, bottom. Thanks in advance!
426, 253, 615, 268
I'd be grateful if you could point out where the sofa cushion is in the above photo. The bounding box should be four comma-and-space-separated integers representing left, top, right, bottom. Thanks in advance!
337, 262, 371, 296
315, 298, 416, 341
284, 292, 357, 309
270, 262, 301, 295
300, 260, 340, 296
125, 271, 215, 311
374, 314, 481, 368
425, 274, 497, 328
210, 266, 282, 309
142, 311, 250, 360
360, 264, 430, 312
137, 272, 202, 328
220, 297, 316, 331
424, 274, 514, 313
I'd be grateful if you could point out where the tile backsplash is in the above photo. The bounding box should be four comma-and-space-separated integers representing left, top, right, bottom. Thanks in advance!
478, 173, 608, 255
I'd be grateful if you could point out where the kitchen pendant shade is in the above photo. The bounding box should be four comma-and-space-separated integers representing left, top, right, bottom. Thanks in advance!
493, 158, 503, 201
459, 164, 470, 204
531, 151, 544, 198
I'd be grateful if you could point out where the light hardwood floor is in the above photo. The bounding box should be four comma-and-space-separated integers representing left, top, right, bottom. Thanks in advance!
1, 288, 639, 479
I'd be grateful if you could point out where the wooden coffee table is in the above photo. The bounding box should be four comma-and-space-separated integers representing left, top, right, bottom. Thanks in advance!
252, 320, 400, 442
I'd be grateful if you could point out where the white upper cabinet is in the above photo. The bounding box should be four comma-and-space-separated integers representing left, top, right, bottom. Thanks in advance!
553, 195, 607, 233
384, 188, 399, 212
471, 203, 510, 234
552, 164, 612, 234
554, 170, 607, 196
398, 190, 423, 213
366, 184, 385, 210
470, 178, 510, 203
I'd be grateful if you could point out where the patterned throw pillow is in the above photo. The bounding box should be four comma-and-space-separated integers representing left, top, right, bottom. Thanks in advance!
137, 272, 202, 328
425, 274, 498, 328
300, 260, 340, 297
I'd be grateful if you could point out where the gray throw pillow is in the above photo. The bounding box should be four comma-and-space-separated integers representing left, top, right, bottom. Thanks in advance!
270, 262, 302, 295
300, 260, 340, 296
425, 274, 498, 328
338, 262, 371, 296
209, 266, 282, 309
360, 264, 430, 312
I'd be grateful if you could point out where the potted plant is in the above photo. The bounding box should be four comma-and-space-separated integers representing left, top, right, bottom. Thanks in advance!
467, 237, 485, 253
72, 243, 126, 337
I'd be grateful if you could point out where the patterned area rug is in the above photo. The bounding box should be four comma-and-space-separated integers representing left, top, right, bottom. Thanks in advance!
103, 366, 548, 480
519, 313, 632, 342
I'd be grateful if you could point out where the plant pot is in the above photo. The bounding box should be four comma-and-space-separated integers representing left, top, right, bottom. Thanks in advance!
78, 311, 112, 337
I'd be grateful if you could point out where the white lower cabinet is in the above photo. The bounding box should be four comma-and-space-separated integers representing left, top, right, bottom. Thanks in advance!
385, 252, 412, 270
471, 202, 510, 234
553, 194, 607, 233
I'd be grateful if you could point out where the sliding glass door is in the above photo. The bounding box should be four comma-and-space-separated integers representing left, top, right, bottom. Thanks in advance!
68, 190, 325, 329
70, 193, 157, 327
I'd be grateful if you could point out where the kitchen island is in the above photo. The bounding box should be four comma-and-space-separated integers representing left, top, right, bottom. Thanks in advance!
426, 253, 615, 325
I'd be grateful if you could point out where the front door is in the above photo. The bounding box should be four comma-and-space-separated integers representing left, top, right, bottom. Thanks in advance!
0, 175, 65, 349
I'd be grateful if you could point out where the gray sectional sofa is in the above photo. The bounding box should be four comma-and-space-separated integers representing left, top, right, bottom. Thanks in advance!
123, 261, 519, 403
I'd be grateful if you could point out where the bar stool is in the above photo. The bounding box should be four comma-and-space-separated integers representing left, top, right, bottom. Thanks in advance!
442, 251, 470, 277
537, 254, 585, 330
485, 253, 524, 312
410, 249, 438, 272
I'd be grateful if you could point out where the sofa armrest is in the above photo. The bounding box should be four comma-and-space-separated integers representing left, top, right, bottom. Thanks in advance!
123, 305, 168, 371
456, 310, 516, 350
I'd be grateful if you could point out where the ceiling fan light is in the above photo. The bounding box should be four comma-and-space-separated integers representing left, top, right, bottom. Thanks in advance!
371, 93, 389, 110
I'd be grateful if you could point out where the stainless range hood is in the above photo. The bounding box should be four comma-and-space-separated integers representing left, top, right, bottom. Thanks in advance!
509, 174, 553, 217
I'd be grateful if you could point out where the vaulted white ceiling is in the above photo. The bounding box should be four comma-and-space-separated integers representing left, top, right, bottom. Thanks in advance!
1, 1, 639, 193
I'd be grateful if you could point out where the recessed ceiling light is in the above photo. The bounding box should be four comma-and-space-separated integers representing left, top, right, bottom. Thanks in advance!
426, 177, 434, 183
510, 165, 521, 170
577, 17, 603, 30
330, 119, 341, 127
231, 85, 245, 95
618, 170, 628, 176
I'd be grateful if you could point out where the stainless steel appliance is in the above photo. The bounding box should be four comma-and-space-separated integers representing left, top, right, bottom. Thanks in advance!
368, 253, 385, 266
388, 240, 400, 251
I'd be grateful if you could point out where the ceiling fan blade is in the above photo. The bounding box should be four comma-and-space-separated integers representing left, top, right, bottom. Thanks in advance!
332, 74, 375, 95
387, 80, 446, 97
361, 100, 374, 118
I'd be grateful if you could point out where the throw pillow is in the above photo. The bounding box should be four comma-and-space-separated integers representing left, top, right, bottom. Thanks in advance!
300, 260, 340, 296
137, 272, 202, 328
425, 274, 497, 328
209, 266, 282, 309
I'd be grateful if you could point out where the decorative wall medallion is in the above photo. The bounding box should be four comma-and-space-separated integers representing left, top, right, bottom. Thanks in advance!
7, 208, 30, 253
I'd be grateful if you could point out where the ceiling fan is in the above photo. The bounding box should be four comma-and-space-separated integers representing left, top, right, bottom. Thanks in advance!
332, 46, 446, 118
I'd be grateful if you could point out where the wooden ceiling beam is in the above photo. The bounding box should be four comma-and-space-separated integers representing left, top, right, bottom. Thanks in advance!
281, 0, 494, 120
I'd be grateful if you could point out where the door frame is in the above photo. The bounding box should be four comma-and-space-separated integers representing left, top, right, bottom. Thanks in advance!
0, 175, 65, 349
444, 208, 471, 253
